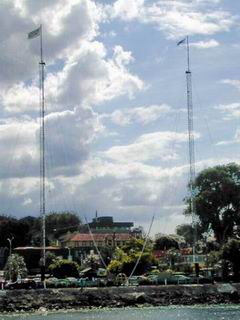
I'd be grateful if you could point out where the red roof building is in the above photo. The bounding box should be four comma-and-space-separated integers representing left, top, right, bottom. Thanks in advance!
65, 232, 132, 249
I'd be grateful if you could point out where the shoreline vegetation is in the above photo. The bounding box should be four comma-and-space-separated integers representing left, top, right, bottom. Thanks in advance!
0, 283, 240, 313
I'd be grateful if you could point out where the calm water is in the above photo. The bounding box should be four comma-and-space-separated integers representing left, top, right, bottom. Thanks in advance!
0, 306, 239, 320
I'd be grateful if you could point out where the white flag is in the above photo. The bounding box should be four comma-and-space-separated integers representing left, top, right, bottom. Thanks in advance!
28, 26, 41, 39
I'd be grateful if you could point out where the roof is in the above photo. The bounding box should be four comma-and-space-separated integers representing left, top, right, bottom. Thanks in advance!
14, 246, 61, 251
88, 216, 133, 228
70, 233, 132, 242
58, 231, 78, 242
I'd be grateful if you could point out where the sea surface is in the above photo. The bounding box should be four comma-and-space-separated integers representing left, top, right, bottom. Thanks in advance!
0, 305, 239, 320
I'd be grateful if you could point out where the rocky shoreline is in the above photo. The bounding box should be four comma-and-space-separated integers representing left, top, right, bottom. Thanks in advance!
0, 283, 239, 313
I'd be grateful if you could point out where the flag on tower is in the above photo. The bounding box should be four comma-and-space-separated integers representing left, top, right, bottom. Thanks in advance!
177, 38, 186, 46
28, 26, 41, 39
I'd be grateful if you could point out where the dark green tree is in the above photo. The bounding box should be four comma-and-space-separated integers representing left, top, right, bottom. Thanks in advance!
220, 239, 240, 281
45, 211, 81, 237
185, 163, 240, 244
49, 259, 79, 278
0, 212, 81, 248
176, 224, 194, 245
154, 236, 179, 250
45, 252, 57, 269
26, 211, 82, 245
0, 215, 31, 248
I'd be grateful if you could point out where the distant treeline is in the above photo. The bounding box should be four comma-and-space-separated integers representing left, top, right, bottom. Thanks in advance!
0, 211, 81, 248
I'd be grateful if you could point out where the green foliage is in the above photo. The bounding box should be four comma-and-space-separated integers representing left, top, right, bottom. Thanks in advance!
107, 259, 122, 274
45, 211, 81, 237
0, 215, 32, 247
154, 236, 179, 250
0, 212, 81, 248
82, 251, 101, 270
185, 163, 240, 243
207, 251, 220, 268
220, 238, 240, 280
49, 259, 80, 278
4, 254, 27, 281
45, 252, 57, 269
99, 246, 114, 266
176, 224, 194, 245
107, 238, 156, 276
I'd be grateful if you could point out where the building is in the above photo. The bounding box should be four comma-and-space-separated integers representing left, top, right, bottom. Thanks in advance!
60, 215, 141, 261
79, 215, 134, 233
13, 246, 68, 274
66, 232, 132, 249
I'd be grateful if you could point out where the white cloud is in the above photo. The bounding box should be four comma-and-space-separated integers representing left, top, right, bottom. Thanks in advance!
0, 82, 39, 113
191, 39, 219, 49
0, 0, 104, 88
1, 42, 143, 113
108, 0, 236, 39
0, 0, 238, 234
221, 79, 240, 91
216, 128, 240, 146
102, 104, 172, 126
0, 118, 39, 178
0, 1, 145, 114
102, 131, 195, 163
45, 105, 104, 175
111, 0, 144, 21
20, 0, 102, 59
0, 104, 103, 179
57, 42, 143, 108
214, 102, 240, 120
0, 0, 147, 222
51, 153, 240, 232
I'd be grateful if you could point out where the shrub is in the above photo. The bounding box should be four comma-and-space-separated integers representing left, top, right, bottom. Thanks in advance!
4, 254, 27, 281
49, 259, 79, 278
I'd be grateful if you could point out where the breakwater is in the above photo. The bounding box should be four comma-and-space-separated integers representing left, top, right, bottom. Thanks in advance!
0, 283, 240, 313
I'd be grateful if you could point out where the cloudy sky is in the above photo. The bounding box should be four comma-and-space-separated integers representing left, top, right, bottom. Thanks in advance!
0, 0, 240, 235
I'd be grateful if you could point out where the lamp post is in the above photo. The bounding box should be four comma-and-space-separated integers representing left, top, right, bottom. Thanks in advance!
7, 237, 14, 256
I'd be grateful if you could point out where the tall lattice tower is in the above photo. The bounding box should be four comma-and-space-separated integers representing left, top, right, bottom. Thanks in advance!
185, 36, 197, 264
178, 36, 198, 264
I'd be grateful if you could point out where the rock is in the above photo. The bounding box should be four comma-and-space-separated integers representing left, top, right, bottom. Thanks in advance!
217, 283, 237, 294
0, 284, 240, 312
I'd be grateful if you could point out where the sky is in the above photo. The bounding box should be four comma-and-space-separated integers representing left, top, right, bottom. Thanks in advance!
0, 0, 240, 236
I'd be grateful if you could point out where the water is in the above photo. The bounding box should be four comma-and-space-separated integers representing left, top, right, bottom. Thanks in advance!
0, 305, 239, 320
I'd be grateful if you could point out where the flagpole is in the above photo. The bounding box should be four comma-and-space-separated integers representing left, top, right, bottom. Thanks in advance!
39, 24, 46, 281
186, 36, 190, 72
185, 36, 198, 274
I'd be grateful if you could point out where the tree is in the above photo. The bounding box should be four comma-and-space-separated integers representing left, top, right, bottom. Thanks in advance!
82, 251, 101, 270
154, 236, 179, 250
176, 224, 194, 245
45, 211, 81, 238
25, 211, 82, 245
45, 252, 57, 269
0, 215, 31, 248
4, 254, 27, 281
185, 163, 240, 244
49, 259, 80, 278
107, 238, 156, 276
19, 216, 41, 246
220, 239, 240, 281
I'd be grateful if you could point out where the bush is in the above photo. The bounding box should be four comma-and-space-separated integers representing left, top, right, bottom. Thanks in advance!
49, 259, 79, 278
4, 254, 27, 281
220, 238, 240, 281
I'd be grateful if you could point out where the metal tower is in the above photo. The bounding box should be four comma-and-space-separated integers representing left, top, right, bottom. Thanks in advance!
185, 36, 197, 265
39, 25, 46, 272
28, 25, 46, 282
